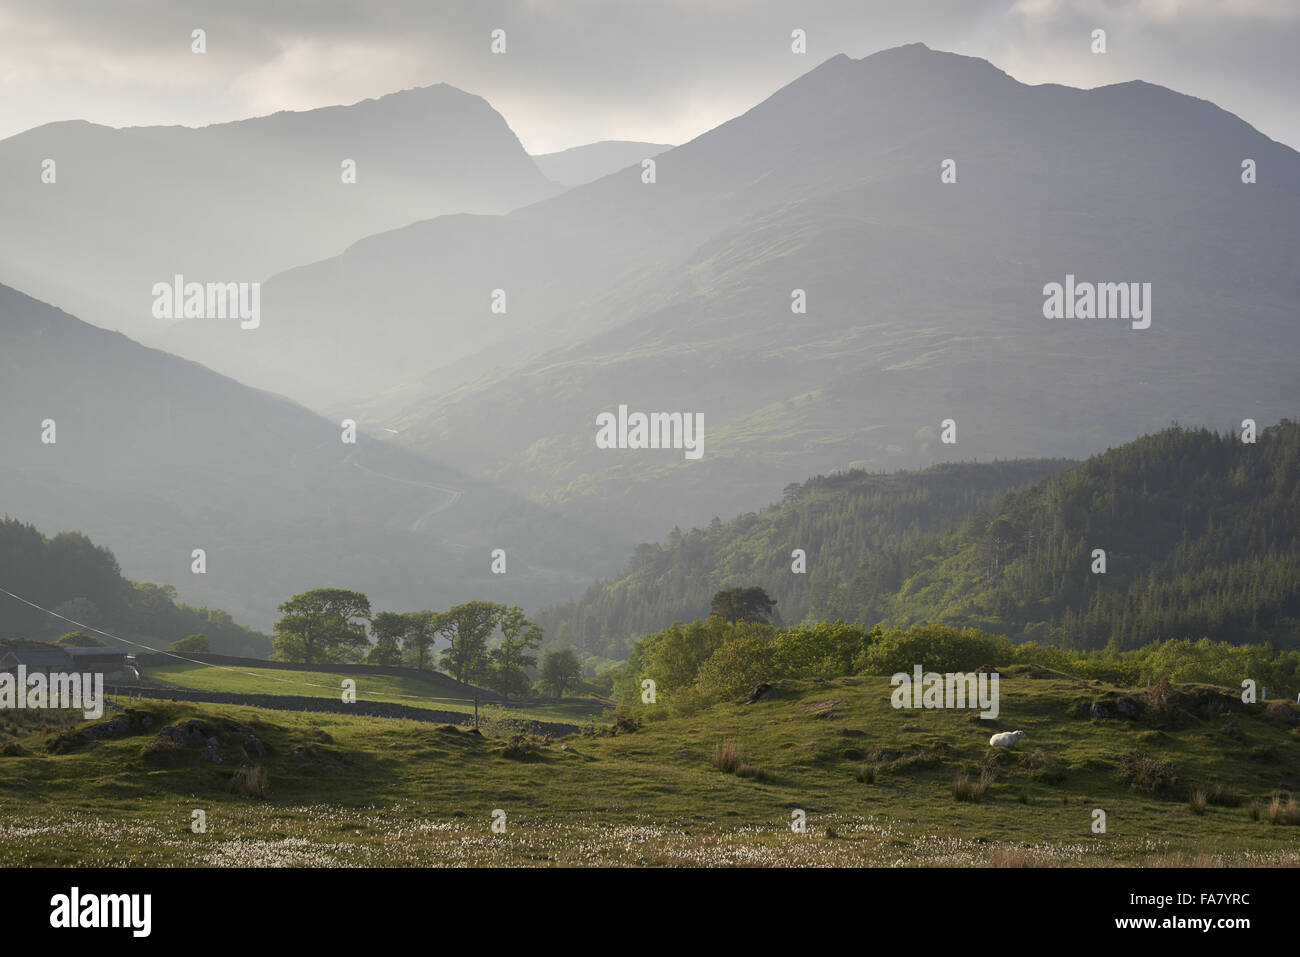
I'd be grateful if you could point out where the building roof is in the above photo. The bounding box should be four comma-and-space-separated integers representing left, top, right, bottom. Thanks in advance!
65, 646, 128, 660
0, 648, 76, 669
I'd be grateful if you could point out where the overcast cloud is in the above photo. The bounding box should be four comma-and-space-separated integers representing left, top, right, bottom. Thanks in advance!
0, 0, 1295, 153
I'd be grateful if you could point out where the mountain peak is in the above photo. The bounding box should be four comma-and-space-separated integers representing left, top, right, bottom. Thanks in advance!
854, 42, 1014, 83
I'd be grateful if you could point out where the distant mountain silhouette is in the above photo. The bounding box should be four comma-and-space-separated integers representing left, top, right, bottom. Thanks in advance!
0, 282, 623, 630
0, 84, 559, 340
158, 44, 1299, 544
532, 140, 674, 187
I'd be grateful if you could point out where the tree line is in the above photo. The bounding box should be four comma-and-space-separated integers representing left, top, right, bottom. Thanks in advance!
860, 421, 1300, 650
271, 588, 583, 699
535, 458, 1069, 659
538, 420, 1300, 658
612, 616, 1300, 714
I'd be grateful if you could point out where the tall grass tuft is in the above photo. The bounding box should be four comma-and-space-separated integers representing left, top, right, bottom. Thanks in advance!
1267, 793, 1299, 826
711, 739, 767, 780
953, 769, 995, 802
712, 739, 743, 773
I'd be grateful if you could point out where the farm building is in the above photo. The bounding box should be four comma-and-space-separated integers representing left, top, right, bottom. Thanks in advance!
0, 646, 135, 680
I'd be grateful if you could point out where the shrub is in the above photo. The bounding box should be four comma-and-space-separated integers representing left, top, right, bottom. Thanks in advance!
694, 632, 776, 703
1266, 701, 1299, 725
619, 618, 765, 704
1142, 677, 1177, 719
499, 733, 544, 760
771, 622, 875, 679
1021, 749, 1065, 784
56, 631, 106, 648
478, 704, 529, 740
611, 715, 640, 734
1116, 752, 1179, 796
856, 625, 1012, 676
170, 634, 210, 653
1188, 788, 1207, 815
1022, 748, 1055, 770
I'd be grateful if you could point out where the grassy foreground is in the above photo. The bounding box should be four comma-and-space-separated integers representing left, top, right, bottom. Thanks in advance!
0, 667, 1297, 866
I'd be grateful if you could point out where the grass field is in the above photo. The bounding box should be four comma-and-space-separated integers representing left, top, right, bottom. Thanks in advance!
0, 666, 1296, 866
141, 661, 609, 724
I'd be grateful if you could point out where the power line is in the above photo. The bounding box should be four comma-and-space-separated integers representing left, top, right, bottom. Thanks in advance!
0, 584, 481, 706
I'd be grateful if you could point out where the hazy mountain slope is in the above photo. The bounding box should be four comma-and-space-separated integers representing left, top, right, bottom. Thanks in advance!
387, 45, 1300, 537
0, 517, 269, 656
535, 458, 1074, 658
0, 84, 559, 341
0, 283, 623, 630
156, 44, 1299, 544
532, 140, 674, 187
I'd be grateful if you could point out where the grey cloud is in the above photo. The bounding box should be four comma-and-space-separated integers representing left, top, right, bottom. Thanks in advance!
0, 0, 1294, 150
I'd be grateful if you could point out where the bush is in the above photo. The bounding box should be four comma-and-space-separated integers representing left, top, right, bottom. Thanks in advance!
1266, 701, 1299, 725
771, 622, 876, 679
499, 733, 544, 761
856, 625, 1012, 676
170, 634, 210, 653
55, 631, 106, 648
478, 704, 529, 739
617, 618, 745, 703
611, 715, 641, 734
1117, 752, 1179, 796
694, 632, 776, 704
1142, 677, 1177, 719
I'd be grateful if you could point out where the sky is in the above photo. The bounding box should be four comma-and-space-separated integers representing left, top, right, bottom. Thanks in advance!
0, 0, 1296, 154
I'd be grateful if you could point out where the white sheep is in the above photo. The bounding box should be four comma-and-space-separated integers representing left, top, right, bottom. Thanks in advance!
988, 730, 1027, 748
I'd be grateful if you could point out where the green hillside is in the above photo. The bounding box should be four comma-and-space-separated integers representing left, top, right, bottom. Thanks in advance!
543, 421, 1300, 661
0, 668, 1295, 866
537, 458, 1071, 658
849, 421, 1300, 650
